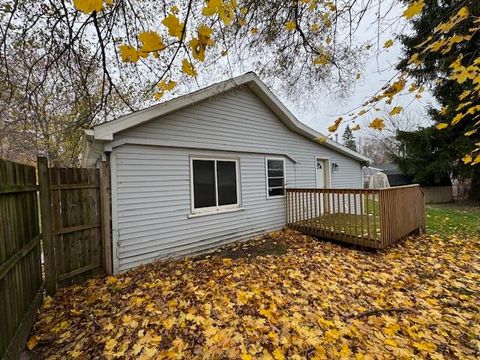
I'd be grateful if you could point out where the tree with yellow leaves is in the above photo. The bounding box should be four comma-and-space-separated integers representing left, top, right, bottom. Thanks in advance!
0, 0, 478, 168
390, 0, 480, 200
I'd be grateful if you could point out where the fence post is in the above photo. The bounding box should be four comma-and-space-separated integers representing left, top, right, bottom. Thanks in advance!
37, 157, 56, 294
99, 161, 113, 274
378, 189, 387, 249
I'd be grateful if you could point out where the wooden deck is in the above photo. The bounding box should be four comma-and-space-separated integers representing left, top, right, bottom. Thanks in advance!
286, 185, 426, 249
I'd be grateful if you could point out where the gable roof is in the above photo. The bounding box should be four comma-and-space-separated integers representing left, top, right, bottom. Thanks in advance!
87, 72, 370, 163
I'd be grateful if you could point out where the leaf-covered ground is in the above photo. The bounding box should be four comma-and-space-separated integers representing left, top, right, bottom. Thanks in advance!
29, 230, 479, 359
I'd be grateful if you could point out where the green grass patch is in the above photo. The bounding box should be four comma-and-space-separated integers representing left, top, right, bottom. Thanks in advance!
427, 202, 480, 237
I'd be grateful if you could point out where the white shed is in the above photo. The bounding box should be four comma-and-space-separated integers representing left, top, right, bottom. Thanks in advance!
84, 73, 370, 273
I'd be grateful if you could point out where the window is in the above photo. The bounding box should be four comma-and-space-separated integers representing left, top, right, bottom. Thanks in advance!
266, 158, 285, 198
191, 158, 240, 213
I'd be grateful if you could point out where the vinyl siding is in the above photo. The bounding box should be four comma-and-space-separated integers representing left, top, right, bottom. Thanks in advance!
111, 87, 363, 272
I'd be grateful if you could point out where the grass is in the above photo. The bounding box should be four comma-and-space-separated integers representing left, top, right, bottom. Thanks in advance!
426, 202, 480, 237
295, 201, 479, 241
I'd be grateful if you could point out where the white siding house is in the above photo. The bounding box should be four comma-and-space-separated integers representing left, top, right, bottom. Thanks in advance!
84, 73, 370, 273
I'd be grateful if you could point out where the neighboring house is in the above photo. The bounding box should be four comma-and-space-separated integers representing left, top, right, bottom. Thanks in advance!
84, 73, 370, 273
371, 163, 415, 187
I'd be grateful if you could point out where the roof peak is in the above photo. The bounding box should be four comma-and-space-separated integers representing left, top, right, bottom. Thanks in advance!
87, 73, 370, 164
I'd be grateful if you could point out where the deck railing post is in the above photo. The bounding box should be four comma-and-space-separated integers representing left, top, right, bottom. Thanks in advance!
379, 189, 386, 248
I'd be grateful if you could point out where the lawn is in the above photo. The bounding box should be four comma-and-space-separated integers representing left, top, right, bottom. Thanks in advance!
427, 202, 480, 237
28, 205, 479, 359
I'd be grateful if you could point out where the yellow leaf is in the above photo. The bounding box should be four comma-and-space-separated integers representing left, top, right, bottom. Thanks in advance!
459, 90, 471, 100
351, 124, 361, 131
462, 154, 472, 164
339, 342, 351, 357
158, 79, 176, 91
138, 31, 165, 52
273, 348, 285, 360
104, 338, 117, 352
316, 135, 328, 143
389, 106, 403, 116
451, 113, 464, 125
436, 123, 448, 130
119, 44, 140, 63
27, 336, 38, 350
328, 117, 342, 132
69, 309, 83, 316
457, 6, 469, 18
182, 59, 197, 77
384, 39, 394, 48
413, 342, 436, 352
384, 323, 401, 337
198, 24, 214, 39
384, 338, 397, 347
73, 0, 103, 14
409, 53, 421, 66
313, 54, 330, 65
162, 13, 184, 39
105, 276, 117, 285
162, 317, 176, 330
133, 343, 144, 355
241, 354, 253, 360
403, 0, 425, 19
142, 347, 157, 358
369, 118, 385, 130
465, 129, 477, 136
69, 350, 82, 358
203, 0, 235, 25
203, 0, 222, 16
122, 314, 139, 328
285, 21, 296, 31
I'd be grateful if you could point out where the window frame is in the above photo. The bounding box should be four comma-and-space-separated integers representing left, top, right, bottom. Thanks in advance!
189, 156, 241, 215
265, 157, 286, 199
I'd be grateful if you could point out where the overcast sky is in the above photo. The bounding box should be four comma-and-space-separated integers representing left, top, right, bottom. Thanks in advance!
163, 1, 434, 139
292, 1, 434, 136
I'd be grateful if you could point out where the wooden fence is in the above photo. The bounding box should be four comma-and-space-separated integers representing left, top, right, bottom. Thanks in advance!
0, 159, 43, 359
38, 158, 112, 294
286, 185, 426, 249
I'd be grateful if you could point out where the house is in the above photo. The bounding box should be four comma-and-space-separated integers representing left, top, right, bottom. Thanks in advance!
371, 163, 415, 187
84, 73, 370, 273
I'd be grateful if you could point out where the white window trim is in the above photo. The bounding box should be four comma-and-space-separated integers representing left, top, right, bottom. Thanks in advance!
265, 157, 286, 199
189, 157, 241, 216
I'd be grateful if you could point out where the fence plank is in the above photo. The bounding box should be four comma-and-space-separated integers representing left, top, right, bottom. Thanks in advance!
38, 157, 56, 295
100, 161, 113, 274
1, 158, 42, 359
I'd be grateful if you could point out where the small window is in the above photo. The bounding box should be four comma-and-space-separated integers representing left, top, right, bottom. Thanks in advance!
191, 158, 239, 213
266, 158, 285, 198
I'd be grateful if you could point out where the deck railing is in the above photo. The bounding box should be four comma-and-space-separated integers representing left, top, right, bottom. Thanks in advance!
286, 185, 426, 249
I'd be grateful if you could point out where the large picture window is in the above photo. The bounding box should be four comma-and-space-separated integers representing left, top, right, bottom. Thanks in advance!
266, 158, 285, 198
191, 158, 240, 213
